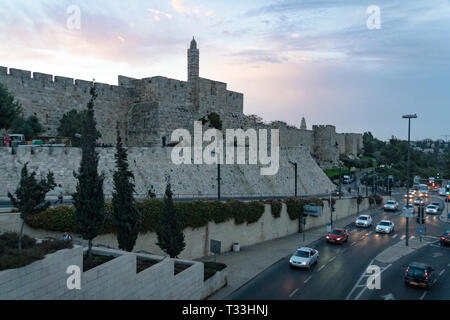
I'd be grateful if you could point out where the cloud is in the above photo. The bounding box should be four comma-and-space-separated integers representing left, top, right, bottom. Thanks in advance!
148, 8, 172, 19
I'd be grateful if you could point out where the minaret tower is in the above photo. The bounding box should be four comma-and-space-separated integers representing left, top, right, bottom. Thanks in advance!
188, 37, 200, 109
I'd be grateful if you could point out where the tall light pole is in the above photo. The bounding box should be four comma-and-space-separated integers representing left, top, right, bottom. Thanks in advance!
403, 114, 417, 247
289, 161, 298, 198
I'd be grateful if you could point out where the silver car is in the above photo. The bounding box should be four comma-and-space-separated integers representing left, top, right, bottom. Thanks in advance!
384, 200, 398, 211
289, 247, 319, 269
376, 220, 395, 234
425, 205, 439, 215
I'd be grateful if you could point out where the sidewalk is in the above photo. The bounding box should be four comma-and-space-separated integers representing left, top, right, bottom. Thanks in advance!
200, 204, 382, 300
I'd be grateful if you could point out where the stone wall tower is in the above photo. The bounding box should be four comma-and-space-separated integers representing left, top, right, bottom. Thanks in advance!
188, 37, 200, 109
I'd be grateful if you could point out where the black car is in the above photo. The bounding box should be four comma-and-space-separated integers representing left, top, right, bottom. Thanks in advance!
440, 232, 450, 246
405, 262, 435, 289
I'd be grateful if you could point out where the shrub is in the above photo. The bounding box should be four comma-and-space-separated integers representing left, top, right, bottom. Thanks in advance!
0, 233, 73, 271
368, 195, 376, 205
375, 195, 383, 205
138, 199, 164, 233
227, 199, 247, 225
285, 197, 302, 220
245, 201, 265, 224
27, 206, 77, 232
265, 199, 282, 218
0, 232, 36, 249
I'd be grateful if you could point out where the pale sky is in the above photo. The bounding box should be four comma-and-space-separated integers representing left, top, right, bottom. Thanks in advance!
0, 0, 449, 141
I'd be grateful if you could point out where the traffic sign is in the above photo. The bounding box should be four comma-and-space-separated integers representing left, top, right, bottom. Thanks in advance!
418, 228, 423, 234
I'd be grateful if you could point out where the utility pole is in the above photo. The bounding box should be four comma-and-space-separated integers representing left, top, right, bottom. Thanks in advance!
338, 166, 342, 199
289, 161, 298, 198
403, 114, 417, 247
218, 162, 221, 201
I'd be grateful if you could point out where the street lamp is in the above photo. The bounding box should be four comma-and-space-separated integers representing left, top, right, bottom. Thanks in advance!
211, 151, 221, 201
402, 113, 418, 247
288, 161, 298, 198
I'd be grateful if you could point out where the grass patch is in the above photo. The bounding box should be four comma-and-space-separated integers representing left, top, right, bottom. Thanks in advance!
325, 167, 350, 180
204, 261, 227, 281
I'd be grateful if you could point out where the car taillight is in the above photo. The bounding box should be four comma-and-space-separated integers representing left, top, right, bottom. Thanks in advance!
441, 237, 445, 240
405, 267, 409, 276
425, 271, 428, 279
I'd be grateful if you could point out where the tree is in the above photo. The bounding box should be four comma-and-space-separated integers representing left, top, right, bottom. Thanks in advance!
8, 163, 55, 253
11, 115, 44, 140
57, 109, 101, 147
156, 181, 185, 258
0, 84, 22, 130
111, 131, 140, 252
72, 83, 105, 261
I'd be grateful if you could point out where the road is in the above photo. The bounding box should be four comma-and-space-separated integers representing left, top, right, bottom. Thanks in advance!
227, 192, 449, 300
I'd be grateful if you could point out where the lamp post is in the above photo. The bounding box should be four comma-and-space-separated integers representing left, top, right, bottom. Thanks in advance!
403, 114, 417, 247
338, 166, 342, 199
211, 151, 221, 201
288, 161, 298, 198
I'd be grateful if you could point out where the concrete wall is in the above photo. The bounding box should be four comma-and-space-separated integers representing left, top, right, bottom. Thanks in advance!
0, 146, 336, 199
0, 197, 377, 261
0, 246, 227, 300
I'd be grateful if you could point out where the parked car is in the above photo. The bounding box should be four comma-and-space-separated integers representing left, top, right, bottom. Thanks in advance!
289, 247, 319, 269
439, 231, 450, 246
355, 214, 372, 228
425, 205, 439, 215
405, 262, 436, 289
376, 220, 395, 234
326, 228, 349, 244
384, 200, 398, 211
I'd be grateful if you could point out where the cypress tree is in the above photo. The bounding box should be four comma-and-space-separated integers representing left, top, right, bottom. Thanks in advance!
8, 163, 55, 253
112, 131, 140, 252
156, 181, 185, 258
72, 83, 105, 261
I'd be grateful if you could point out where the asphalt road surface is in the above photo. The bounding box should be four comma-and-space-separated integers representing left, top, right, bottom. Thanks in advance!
227, 193, 448, 300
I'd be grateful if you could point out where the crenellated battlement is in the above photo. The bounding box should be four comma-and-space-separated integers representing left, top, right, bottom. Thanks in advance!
0, 66, 126, 97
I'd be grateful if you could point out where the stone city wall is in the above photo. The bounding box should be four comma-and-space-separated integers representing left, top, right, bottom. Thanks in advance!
0, 146, 335, 199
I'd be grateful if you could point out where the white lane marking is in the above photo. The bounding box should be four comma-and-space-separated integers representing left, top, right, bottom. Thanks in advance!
392, 234, 398, 239
329, 256, 336, 263
289, 288, 299, 298
304, 275, 313, 283
354, 265, 393, 301
317, 265, 326, 272
351, 242, 357, 246
439, 269, 445, 277
345, 259, 375, 300
341, 248, 348, 254
401, 235, 406, 240
410, 236, 415, 240
367, 231, 373, 236
420, 291, 427, 300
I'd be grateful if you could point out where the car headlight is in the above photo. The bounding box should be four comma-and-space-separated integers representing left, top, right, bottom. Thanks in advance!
289, 259, 293, 263
326, 236, 329, 239
337, 238, 341, 241
302, 262, 307, 265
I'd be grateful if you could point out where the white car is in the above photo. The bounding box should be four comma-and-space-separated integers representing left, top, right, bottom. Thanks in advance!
425, 205, 439, 215
431, 202, 441, 211
355, 214, 372, 228
413, 197, 424, 206
384, 200, 399, 211
376, 220, 395, 234
289, 247, 319, 269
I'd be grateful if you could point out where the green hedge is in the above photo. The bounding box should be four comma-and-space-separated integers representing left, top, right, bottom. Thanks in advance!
26, 198, 266, 234
284, 197, 324, 220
